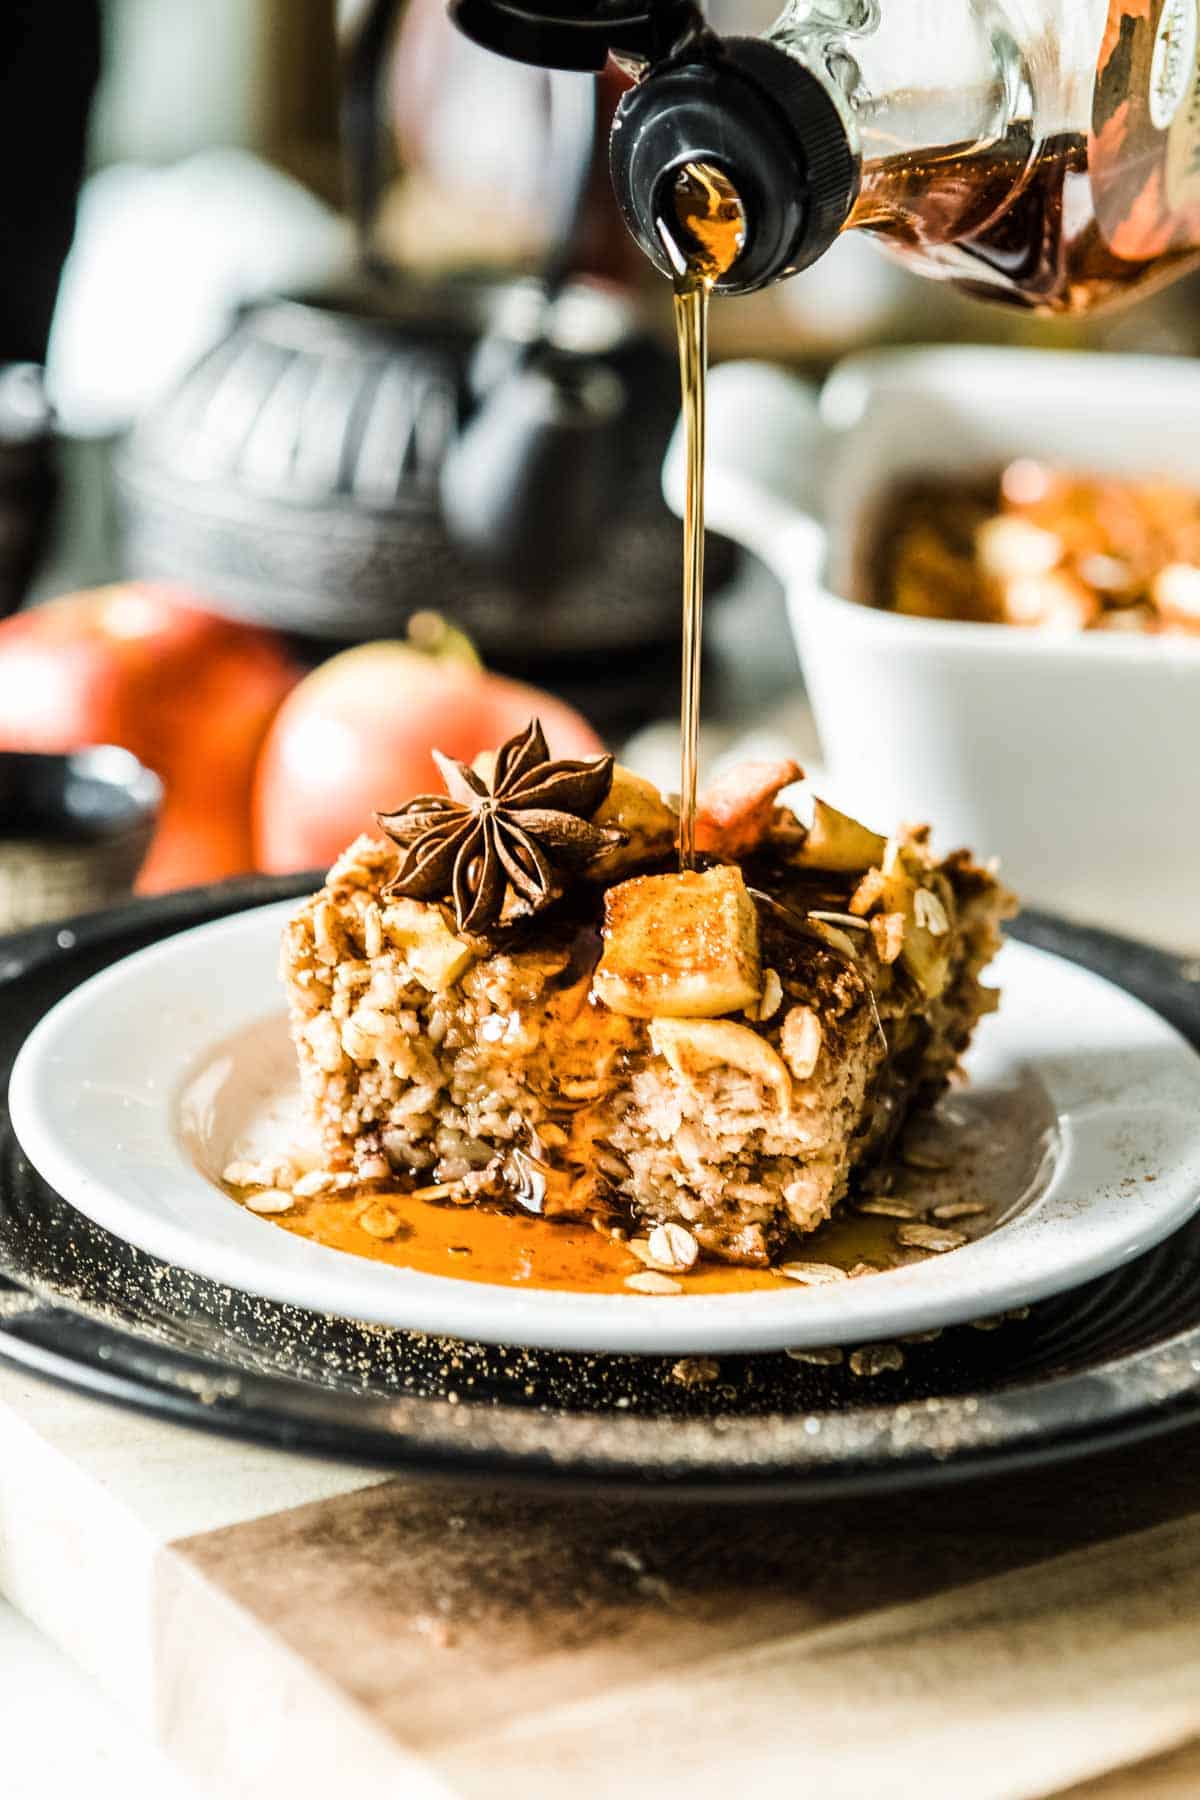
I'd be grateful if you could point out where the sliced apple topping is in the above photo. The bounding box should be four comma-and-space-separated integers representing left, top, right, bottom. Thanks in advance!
649, 1018, 792, 1111
872, 840, 957, 998
594, 865, 761, 1019
694, 758, 803, 859
381, 897, 474, 991
794, 798, 887, 873
587, 764, 678, 878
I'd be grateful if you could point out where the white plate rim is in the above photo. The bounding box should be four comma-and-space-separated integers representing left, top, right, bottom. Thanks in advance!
9, 899, 1200, 1356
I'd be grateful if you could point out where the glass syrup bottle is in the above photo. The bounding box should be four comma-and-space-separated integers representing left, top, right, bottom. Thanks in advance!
450, 0, 1200, 313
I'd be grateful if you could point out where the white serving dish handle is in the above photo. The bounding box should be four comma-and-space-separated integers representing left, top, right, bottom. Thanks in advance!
661, 360, 828, 584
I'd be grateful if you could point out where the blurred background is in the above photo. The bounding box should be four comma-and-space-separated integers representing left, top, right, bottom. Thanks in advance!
3, 0, 1199, 918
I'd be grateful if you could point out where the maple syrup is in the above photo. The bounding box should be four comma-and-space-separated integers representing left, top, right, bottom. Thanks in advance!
657, 162, 746, 868
850, 130, 1200, 314
231, 1079, 1048, 1295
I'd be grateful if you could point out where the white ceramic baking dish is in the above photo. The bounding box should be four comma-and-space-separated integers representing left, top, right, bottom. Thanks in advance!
665, 347, 1200, 952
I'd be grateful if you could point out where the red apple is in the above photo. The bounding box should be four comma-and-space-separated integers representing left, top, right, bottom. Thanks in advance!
253, 641, 604, 874
0, 584, 300, 891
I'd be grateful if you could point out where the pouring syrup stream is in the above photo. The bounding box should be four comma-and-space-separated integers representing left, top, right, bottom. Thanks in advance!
657, 163, 747, 868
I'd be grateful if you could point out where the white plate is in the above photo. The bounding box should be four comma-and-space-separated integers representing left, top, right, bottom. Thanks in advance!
10, 900, 1200, 1355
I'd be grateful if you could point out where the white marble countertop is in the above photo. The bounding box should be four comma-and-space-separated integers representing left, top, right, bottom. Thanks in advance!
2, 1598, 196, 1799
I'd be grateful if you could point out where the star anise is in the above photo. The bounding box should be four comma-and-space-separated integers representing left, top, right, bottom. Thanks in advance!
376, 719, 623, 942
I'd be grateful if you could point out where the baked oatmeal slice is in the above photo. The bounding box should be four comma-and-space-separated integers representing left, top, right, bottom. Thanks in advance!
280, 727, 1014, 1267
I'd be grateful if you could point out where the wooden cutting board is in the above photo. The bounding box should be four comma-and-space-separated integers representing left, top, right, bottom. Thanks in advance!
3, 1362, 1200, 1798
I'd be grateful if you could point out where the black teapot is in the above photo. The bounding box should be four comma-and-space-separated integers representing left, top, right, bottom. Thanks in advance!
115, 0, 727, 663
115, 272, 716, 660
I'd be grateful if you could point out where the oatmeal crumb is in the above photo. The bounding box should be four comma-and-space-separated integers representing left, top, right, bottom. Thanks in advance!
930, 1200, 987, 1221
292, 1170, 336, 1198
647, 1223, 699, 1272
856, 1198, 923, 1220
784, 1345, 844, 1366
914, 889, 950, 937
363, 903, 384, 959
748, 967, 783, 1023
849, 1343, 905, 1377
223, 1158, 295, 1191
243, 1188, 294, 1215
777, 1261, 848, 1286
670, 1356, 720, 1388
871, 912, 905, 964
313, 899, 342, 964
971, 1303, 1031, 1330
360, 1203, 401, 1239
896, 1222, 968, 1253
780, 1005, 823, 1081
807, 910, 871, 932
899, 1146, 951, 1172
221, 1160, 258, 1188
625, 1271, 683, 1295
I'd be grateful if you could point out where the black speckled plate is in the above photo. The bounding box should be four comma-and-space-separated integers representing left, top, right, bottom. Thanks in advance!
3, 876, 1200, 1500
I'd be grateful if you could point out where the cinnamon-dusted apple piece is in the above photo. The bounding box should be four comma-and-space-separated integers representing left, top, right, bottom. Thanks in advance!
793, 798, 887, 873
693, 758, 802, 858
593, 865, 761, 1019
587, 765, 678, 878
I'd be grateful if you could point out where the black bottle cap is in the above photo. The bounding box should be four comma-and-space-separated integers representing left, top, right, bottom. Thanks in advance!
609, 37, 860, 293
447, 0, 701, 73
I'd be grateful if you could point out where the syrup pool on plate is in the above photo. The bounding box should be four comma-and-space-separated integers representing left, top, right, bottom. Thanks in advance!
223, 1076, 1054, 1297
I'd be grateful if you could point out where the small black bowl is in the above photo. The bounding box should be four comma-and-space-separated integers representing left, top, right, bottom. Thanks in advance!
0, 747, 162, 933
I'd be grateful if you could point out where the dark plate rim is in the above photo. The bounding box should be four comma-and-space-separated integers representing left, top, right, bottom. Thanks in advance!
5, 1280, 1200, 1501
3, 875, 1200, 1500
